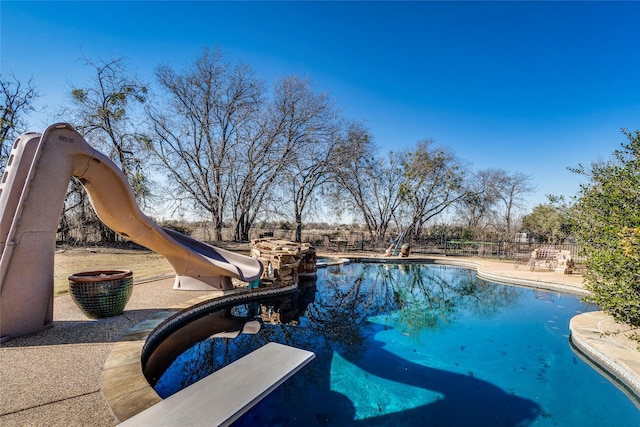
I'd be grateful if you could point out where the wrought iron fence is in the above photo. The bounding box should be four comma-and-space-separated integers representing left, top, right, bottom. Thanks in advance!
435, 240, 585, 264
188, 226, 587, 265
295, 231, 586, 264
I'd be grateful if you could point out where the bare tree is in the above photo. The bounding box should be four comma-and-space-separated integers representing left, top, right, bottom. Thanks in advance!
66, 57, 150, 199
492, 170, 535, 238
330, 122, 404, 242
455, 168, 503, 232
147, 48, 267, 241
398, 140, 465, 238
0, 73, 40, 170
272, 76, 339, 242
227, 89, 301, 242
58, 57, 150, 244
226, 75, 339, 242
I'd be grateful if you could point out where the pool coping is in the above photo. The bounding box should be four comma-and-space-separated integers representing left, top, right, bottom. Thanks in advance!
101, 256, 640, 422
569, 311, 640, 405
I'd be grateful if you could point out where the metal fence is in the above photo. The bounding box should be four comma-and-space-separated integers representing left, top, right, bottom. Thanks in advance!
246, 229, 586, 264
165, 226, 588, 265
436, 240, 585, 264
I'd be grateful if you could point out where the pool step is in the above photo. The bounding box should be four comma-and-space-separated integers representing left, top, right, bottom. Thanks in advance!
120, 342, 315, 426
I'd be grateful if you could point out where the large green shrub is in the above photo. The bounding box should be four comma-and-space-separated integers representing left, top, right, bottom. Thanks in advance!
522, 200, 571, 243
571, 130, 640, 326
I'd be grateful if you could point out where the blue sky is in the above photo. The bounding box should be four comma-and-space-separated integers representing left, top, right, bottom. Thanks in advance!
2, 1, 639, 212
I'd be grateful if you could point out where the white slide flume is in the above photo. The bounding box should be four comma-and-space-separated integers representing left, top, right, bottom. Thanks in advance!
0, 123, 262, 342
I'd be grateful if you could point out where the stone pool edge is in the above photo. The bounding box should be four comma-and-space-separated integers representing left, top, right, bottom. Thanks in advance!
569, 312, 640, 403
102, 289, 233, 422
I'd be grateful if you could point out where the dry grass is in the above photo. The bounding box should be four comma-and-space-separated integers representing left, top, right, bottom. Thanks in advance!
54, 247, 173, 295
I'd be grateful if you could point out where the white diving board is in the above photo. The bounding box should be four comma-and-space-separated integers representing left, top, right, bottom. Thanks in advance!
120, 342, 315, 426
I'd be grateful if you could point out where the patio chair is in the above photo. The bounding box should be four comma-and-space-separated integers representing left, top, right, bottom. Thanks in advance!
346, 233, 357, 251
323, 235, 335, 252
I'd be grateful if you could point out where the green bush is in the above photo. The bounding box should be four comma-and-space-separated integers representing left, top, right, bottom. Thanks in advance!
571, 130, 640, 326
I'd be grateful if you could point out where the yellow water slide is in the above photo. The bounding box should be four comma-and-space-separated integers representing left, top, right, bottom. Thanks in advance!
0, 123, 262, 341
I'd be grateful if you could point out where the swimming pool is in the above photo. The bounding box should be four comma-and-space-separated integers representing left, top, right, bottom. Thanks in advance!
151, 263, 640, 426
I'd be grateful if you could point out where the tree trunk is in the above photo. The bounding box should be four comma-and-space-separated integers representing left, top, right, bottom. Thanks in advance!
294, 212, 303, 243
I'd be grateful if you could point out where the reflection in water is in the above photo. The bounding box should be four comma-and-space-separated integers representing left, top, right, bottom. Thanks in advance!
153, 263, 638, 426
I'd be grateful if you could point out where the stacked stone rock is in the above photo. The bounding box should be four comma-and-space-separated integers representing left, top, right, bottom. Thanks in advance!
297, 243, 317, 279
250, 239, 309, 287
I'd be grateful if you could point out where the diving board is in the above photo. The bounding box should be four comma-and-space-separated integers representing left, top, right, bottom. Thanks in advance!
120, 342, 315, 426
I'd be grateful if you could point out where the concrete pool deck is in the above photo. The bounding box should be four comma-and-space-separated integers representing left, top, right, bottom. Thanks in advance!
0, 255, 638, 425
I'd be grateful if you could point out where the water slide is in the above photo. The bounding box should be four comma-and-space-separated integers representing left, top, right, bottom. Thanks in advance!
0, 123, 263, 342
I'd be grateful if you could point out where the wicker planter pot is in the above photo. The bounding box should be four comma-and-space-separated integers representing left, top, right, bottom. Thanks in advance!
68, 270, 133, 319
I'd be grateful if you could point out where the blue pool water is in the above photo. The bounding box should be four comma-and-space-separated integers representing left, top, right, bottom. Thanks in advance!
154, 263, 640, 426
